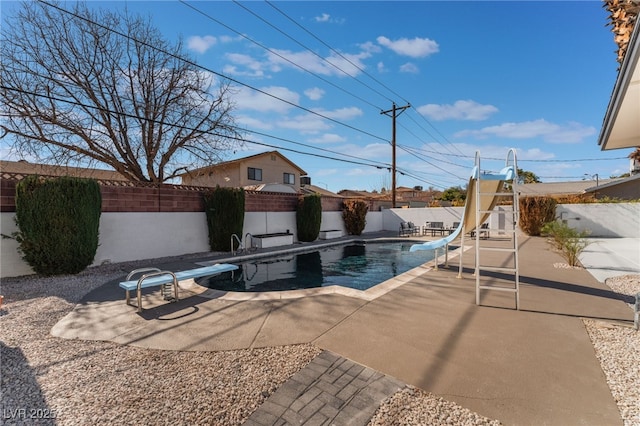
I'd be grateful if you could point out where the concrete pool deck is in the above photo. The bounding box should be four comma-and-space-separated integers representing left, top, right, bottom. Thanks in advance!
51, 233, 637, 425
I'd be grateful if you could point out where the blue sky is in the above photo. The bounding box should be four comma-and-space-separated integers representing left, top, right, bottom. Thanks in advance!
2, 1, 634, 192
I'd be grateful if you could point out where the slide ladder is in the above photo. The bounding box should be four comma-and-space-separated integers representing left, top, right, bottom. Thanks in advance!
464, 149, 520, 309
410, 149, 520, 310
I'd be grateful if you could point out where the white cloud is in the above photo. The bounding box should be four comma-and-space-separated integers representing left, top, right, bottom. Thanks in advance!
377, 62, 387, 73
277, 113, 332, 133
266, 49, 370, 77
187, 35, 217, 54
223, 53, 267, 78
399, 62, 419, 74
359, 41, 382, 54
235, 115, 274, 131
377, 36, 439, 58
313, 106, 363, 121
418, 100, 499, 121
304, 87, 325, 101
233, 86, 300, 113
314, 13, 331, 23
454, 119, 596, 143
308, 133, 346, 144
313, 13, 345, 24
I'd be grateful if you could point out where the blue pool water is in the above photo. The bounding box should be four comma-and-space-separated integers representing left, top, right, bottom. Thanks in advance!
197, 241, 447, 292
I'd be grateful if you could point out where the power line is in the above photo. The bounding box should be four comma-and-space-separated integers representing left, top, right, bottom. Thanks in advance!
36, 0, 389, 145
264, 0, 408, 106
180, 0, 383, 111
231, 0, 392, 109
0, 85, 392, 171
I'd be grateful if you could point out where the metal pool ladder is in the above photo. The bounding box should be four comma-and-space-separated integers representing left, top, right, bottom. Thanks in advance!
231, 234, 244, 256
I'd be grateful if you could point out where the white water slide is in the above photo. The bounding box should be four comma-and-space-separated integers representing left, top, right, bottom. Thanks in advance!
410, 149, 520, 308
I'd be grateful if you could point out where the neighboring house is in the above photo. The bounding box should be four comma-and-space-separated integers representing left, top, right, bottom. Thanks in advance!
300, 183, 342, 198
179, 151, 307, 192
518, 176, 640, 200
337, 187, 441, 208
0, 160, 127, 181
584, 173, 640, 199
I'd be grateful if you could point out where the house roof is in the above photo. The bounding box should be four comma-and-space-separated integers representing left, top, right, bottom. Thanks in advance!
179, 151, 307, 177
518, 179, 621, 197
583, 172, 640, 192
599, 1, 640, 150
301, 184, 342, 197
0, 160, 127, 181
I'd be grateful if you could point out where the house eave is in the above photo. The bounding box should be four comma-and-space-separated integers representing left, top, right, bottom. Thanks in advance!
598, 17, 640, 151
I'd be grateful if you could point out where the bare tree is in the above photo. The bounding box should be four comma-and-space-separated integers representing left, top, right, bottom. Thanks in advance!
1, 1, 241, 182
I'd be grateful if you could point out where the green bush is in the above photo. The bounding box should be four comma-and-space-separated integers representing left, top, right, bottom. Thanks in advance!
13, 175, 101, 275
541, 220, 591, 267
342, 200, 368, 235
519, 196, 557, 236
296, 194, 322, 242
203, 186, 245, 251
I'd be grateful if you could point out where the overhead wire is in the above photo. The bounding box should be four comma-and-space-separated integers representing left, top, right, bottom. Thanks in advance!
181, 0, 383, 111
264, 0, 409, 106
24, 0, 627, 189
36, 0, 389, 145
0, 85, 393, 170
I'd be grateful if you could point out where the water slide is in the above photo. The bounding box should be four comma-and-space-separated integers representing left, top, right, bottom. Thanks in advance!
410, 155, 516, 253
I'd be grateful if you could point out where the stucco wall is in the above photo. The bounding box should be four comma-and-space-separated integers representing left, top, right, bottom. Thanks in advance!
3, 203, 637, 278
557, 203, 640, 237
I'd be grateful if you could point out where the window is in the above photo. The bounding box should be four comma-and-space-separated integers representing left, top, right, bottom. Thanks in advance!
283, 173, 295, 185
248, 167, 262, 181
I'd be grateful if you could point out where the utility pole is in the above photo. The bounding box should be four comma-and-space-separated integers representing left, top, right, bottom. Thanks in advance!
381, 102, 410, 208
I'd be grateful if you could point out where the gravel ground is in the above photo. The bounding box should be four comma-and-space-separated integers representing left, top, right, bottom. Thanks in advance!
584, 274, 640, 426
1, 264, 321, 425
368, 386, 500, 426
1, 263, 638, 425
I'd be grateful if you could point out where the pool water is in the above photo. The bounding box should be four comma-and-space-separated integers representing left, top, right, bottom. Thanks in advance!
197, 241, 446, 292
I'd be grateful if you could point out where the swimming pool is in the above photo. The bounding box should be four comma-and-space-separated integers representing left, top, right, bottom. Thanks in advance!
197, 241, 446, 292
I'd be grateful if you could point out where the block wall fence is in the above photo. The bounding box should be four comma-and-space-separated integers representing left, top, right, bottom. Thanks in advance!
1, 176, 638, 278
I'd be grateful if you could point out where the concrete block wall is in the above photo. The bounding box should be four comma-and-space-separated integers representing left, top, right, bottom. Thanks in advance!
1, 175, 637, 278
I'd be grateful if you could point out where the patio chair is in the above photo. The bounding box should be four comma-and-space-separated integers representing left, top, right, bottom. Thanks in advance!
470, 223, 490, 239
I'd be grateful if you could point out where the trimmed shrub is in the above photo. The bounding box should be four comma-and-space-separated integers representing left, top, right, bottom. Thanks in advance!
296, 194, 322, 242
203, 186, 245, 251
342, 200, 368, 235
541, 220, 591, 267
519, 196, 557, 236
13, 175, 101, 275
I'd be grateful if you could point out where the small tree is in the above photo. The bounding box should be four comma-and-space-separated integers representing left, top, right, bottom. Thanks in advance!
541, 221, 591, 267
1, 1, 240, 182
203, 187, 245, 252
296, 194, 322, 242
519, 196, 557, 236
342, 200, 368, 235
12, 175, 102, 275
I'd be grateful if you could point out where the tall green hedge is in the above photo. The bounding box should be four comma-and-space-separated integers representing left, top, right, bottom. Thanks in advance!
203, 186, 245, 251
296, 194, 322, 242
13, 175, 102, 275
519, 196, 557, 236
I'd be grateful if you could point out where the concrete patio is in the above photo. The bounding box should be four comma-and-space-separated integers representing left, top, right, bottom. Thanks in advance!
51, 234, 637, 425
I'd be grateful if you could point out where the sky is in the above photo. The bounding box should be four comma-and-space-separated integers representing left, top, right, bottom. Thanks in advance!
1, 1, 634, 193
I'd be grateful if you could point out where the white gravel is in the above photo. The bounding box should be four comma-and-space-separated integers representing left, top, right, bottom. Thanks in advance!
1, 263, 638, 425
368, 386, 501, 426
584, 274, 640, 426
0, 264, 321, 425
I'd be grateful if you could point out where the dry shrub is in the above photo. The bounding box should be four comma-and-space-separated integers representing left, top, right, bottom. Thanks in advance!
519, 196, 557, 236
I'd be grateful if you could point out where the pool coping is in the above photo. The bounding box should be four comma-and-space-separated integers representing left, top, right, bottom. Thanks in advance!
186, 239, 467, 301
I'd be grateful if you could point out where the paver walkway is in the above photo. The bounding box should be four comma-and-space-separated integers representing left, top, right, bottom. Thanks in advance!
244, 351, 403, 426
